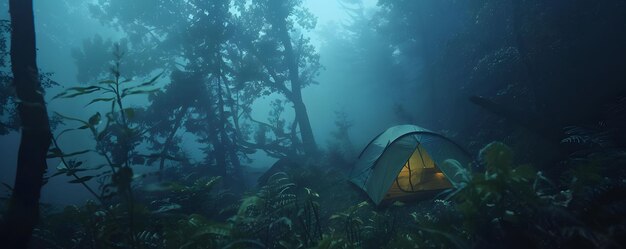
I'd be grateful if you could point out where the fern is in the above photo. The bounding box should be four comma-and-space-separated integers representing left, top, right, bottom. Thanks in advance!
229, 171, 326, 248
561, 126, 612, 148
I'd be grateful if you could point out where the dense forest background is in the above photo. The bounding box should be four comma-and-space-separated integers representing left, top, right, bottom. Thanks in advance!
0, 0, 625, 248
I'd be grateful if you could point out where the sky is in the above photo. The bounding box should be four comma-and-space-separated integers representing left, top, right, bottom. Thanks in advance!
305, 0, 378, 24
304, 0, 398, 148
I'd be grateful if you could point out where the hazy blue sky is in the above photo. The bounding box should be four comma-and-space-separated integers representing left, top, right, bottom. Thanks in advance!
305, 0, 378, 24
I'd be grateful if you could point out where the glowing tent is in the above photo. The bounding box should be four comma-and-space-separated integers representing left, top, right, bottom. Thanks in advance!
350, 125, 472, 205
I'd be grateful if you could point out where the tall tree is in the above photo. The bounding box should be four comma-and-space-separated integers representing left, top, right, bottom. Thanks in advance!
82, 0, 322, 167
0, 20, 56, 136
0, 0, 52, 247
84, 0, 248, 182
267, 0, 317, 156
235, 0, 321, 156
376, 0, 626, 162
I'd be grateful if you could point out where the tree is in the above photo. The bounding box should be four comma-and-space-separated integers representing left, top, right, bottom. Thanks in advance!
376, 0, 626, 165
0, 0, 52, 247
234, 0, 321, 156
83, 0, 249, 183
50, 45, 166, 246
0, 20, 57, 136
81, 0, 323, 170
140, 69, 200, 181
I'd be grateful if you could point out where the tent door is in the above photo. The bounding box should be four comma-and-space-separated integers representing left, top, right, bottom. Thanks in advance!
384, 144, 452, 200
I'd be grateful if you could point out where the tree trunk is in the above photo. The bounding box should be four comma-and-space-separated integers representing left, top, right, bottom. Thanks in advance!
510, 0, 540, 110
0, 0, 52, 247
276, 19, 317, 156
158, 106, 187, 181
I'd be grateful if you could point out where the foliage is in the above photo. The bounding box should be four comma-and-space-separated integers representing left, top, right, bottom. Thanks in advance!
33, 201, 155, 248
230, 171, 322, 248
164, 214, 231, 249
326, 110, 355, 163
31, 139, 626, 248
81, 0, 323, 164
400, 142, 626, 249
49, 45, 162, 200
41, 46, 167, 249
17, 0, 626, 248
328, 201, 368, 247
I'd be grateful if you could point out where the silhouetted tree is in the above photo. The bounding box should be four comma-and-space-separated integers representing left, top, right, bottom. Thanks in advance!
0, 0, 52, 247
0, 20, 57, 136
84, 0, 248, 183
377, 0, 626, 165
80, 0, 323, 171
234, 0, 321, 156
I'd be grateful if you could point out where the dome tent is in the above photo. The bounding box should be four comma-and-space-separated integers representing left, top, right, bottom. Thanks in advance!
350, 125, 472, 205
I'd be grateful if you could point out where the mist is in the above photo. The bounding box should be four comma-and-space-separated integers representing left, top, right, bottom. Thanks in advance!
1, 0, 625, 248
2, 0, 419, 204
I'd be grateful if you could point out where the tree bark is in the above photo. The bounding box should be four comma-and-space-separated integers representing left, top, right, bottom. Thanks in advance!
158, 106, 187, 181
0, 0, 52, 248
275, 17, 317, 157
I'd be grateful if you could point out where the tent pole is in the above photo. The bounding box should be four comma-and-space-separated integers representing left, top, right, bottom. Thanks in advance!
406, 157, 415, 191
416, 145, 429, 182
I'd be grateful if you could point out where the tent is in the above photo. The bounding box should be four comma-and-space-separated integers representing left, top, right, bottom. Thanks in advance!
350, 124, 472, 205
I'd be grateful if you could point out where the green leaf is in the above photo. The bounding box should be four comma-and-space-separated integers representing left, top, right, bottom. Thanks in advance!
65, 168, 91, 176
50, 167, 88, 178
121, 72, 163, 94
329, 214, 346, 220
62, 148, 91, 157
68, 175, 95, 184
88, 112, 101, 126
511, 164, 536, 182
205, 176, 222, 189
46, 149, 91, 159
55, 164, 106, 179
54, 112, 89, 126
152, 203, 182, 214
71, 161, 83, 168
66, 86, 102, 91
479, 142, 513, 170
121, 88, 161, 98
52, 86, 102, 99
134, 71, 163, 88
55, 128, 78, 138
84, 97, 116, 107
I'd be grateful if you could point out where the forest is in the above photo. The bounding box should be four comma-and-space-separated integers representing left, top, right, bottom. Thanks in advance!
0, 0, 625, 248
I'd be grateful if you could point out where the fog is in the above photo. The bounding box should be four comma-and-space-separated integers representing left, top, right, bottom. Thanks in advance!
2, 0, 621, 207
2, 1, 625, 247
1, 0, 408, 204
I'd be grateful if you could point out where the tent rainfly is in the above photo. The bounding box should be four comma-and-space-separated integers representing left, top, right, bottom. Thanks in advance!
350, 125, 472, 205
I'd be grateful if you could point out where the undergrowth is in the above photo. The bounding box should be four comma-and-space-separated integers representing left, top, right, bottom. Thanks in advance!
26, 140, 625, 249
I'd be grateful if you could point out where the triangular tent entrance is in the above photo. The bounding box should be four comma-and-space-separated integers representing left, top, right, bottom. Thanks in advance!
350, 125, 472, 205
